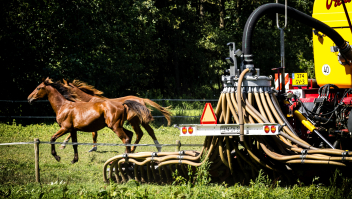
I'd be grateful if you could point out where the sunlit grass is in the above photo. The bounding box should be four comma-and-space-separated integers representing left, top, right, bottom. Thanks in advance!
1, 122, 352, 198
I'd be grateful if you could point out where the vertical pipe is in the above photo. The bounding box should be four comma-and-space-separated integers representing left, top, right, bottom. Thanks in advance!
215, 92, 224, 118
151, 162, 158, 182
219, 137, 229, 167
225, 137, 233, 174
158, 166, 164, 183
118, 160, 127, 183
237, 69, 250, 142
114, 163, 121, 184
134, 164, 140, 182
220, 91, 227, 123
140, 165, 146, 183
125, 162, 133, 181
146, 162, 151, 183
34, 138, 40, 183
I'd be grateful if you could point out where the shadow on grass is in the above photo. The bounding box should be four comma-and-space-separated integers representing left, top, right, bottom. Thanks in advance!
93, 151, 119, 154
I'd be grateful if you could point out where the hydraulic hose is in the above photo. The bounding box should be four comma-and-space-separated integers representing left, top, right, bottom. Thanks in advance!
265, 92, 311, 146
280, 131, 318, 150
242, 3, 351, 65
260, 92, 275, 123
270, 93, 298, 136
215, 92, 224, 119
245, 93, 255, 123
237, 68, 250, 142
225, 92, 240, 124
254, 92, 268, 120
221, 91, 227, 124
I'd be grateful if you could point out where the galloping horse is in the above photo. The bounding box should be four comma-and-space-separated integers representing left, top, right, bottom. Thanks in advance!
59, 79, 172, 152
27, 77, 152, 163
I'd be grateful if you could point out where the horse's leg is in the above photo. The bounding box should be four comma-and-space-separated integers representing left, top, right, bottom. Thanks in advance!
122, 128, 133, 153
130, 118, 143, 153
142, 123, 161, 152
50, 128, 69, 162
88, 132, 98, 152
110, 126, 132, 153
59, 134, 71, 149
71, 130, 79, 164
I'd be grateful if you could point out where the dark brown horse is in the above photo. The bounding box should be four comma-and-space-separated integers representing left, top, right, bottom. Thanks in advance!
27, 78, 152, 163
59, 79, 172, 152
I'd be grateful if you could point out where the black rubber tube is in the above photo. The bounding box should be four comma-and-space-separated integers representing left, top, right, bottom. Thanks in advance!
270, 93, 298, 136
242, 3, 345, 63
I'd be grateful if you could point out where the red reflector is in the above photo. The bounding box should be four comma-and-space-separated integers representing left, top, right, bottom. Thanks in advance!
182, 127, 187, 134
264, 125, 270, 133
271, 125, 276, 133
188, 127, 193, 134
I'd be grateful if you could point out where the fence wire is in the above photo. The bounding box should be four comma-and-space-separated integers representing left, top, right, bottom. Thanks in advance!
0, 141, 203, 147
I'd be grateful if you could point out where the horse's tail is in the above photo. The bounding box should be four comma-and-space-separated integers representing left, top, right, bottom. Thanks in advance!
123, 100, 154, 124
143, 99, 172, 126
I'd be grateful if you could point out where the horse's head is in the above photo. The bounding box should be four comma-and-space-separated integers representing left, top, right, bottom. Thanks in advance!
27, 77, 53, 104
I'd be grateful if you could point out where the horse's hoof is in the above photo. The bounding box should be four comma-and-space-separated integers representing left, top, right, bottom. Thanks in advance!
71, 159, 78, 164
88, 146, 97, 152
55, 155, 61, 162
59, 145, 66, 149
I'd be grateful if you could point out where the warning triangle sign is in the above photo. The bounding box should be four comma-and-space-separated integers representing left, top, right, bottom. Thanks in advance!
200, 103, 217, 124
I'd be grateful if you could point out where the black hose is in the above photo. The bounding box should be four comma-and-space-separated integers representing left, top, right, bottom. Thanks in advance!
242, 3, 346, 64
270, 93, 298, 136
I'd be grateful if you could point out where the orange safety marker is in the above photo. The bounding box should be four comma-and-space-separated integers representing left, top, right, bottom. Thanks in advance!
200, 103, 217, 124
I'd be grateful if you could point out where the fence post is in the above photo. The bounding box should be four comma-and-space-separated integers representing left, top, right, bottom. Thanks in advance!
175, 140, 181, 152
34, 138, 40, 183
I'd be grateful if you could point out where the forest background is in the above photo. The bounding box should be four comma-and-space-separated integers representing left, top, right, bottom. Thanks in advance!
1, 0, 314, 101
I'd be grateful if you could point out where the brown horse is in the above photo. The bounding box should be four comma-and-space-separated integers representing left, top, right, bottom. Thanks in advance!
59, 79, 172, 152
27, 77, 152, 163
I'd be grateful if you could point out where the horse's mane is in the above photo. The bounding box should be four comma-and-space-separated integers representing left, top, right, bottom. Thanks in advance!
70, 79, 107, 99
44, 78, 80, 102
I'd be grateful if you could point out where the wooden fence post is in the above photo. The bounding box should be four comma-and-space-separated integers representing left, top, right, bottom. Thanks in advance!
175, 140, 181, 152
34, 138, 40, 183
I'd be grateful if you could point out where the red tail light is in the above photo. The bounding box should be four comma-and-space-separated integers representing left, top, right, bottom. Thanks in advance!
271, 125, 276, 133
182, 127, 187, 134
188, 127, 193, 134
264, 125, 270, 133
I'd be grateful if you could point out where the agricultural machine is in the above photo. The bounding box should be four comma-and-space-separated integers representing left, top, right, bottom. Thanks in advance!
103, 0, 352, 184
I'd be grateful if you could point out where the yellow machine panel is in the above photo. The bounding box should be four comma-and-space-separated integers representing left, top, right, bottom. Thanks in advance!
312, 0, 352, 88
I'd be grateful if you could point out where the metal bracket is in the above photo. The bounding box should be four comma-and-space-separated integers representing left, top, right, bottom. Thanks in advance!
278, 123, 286, 132
151, 152, 158, 162
301, 149, 308, 164
276, 0, 287, 29
342, 151, 349, 162
122, 153, 129, 163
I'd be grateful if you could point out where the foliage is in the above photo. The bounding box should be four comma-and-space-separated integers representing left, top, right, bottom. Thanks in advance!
1, 0, 315, 104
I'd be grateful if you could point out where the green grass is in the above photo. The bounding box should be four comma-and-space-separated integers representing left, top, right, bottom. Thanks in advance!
1, 122, 352, 198
0, 121, 204, 185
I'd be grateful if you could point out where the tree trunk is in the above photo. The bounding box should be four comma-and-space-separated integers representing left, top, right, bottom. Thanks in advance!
220, 0, 226, 29
200, 0, 205, 19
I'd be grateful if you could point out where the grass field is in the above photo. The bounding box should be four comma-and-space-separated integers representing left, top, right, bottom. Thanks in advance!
1, 121, 352, 198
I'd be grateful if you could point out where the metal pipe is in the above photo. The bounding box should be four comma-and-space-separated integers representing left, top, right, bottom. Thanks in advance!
293, 110, 335, 149
237, 69, 250, 142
